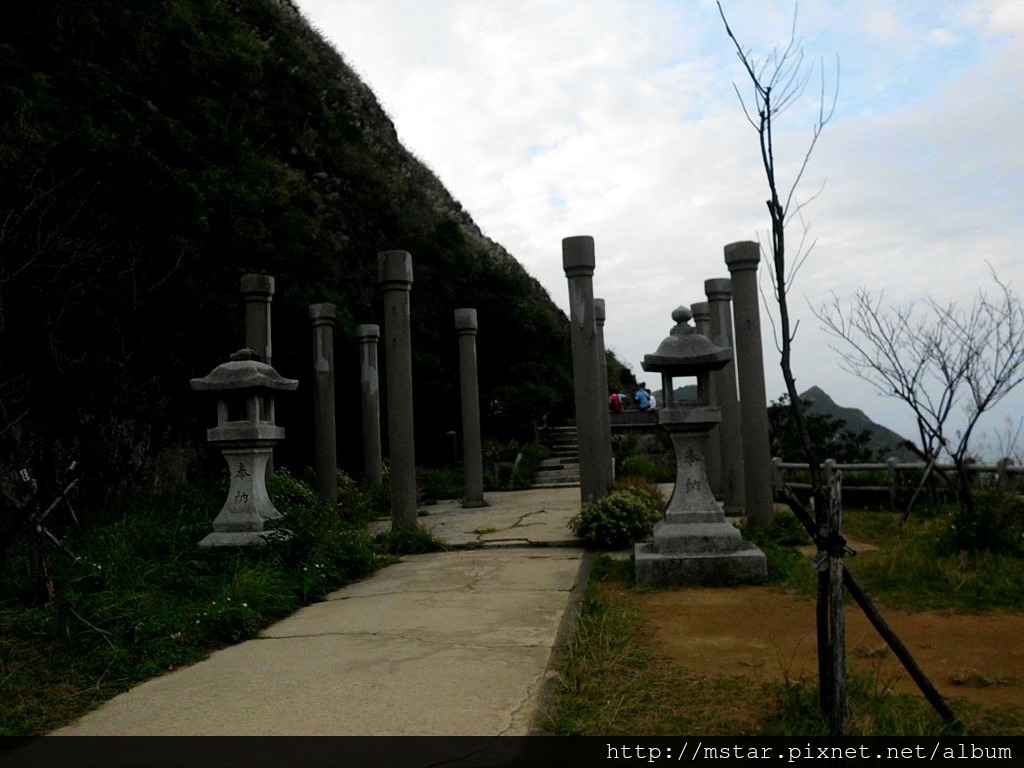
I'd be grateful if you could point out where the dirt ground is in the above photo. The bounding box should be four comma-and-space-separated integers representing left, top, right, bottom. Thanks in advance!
611, 584, 1024, 712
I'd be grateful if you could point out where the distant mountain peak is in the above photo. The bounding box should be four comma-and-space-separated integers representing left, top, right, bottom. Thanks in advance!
798, 387, 916, 461
800, 385, 831, 403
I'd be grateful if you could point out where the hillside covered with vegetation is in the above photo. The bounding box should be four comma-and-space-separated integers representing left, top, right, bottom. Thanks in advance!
0, 0, 577, 517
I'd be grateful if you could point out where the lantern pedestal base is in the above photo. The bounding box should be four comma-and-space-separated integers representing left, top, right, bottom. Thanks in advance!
199, 442, 285, 548
635, 406, 766, 586
634, 542, 767, 586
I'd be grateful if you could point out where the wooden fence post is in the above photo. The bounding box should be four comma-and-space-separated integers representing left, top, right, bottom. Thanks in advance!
775, 470, 960, 728
887, 457, 898, 512
997, 457, 1015, 492
823, 459, 847, 734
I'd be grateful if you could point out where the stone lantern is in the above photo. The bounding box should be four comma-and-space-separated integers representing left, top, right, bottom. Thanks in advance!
634, 306, 766, 585
190, 349, 298, 547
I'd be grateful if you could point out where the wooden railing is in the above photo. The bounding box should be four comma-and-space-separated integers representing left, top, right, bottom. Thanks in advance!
771, 457, 1023, 511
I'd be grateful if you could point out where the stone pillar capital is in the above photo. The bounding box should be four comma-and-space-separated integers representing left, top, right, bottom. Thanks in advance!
240, 273, 275, 300
562, 236, 596, 277
724, 241, 761, 272
454, 308, 478, 334
691, 301, 710, 325
704, 277, 733, 300
356, 324, 380, 343
594, 298, 606, 326
378, 250, 414, 289
308, 303, 337, 325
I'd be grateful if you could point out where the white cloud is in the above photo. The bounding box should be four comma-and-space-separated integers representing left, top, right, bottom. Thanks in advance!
296, 0, 1024, 454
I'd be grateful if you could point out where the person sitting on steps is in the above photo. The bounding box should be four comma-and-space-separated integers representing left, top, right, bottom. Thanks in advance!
634, 383, 650, 411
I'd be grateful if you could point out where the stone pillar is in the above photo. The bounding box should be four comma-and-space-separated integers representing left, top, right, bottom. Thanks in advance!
594, 298, 615, 490
242, 274, 276, 476
309, 303, 337, 505
691, 301, 721, 497
241, 274, 275, 365
562, 236, 607, 504
378, 251, 418, 532
724, 242, 773, 531
454, 309, 488, 507
356, 324, 383, 486
706, 278, 745, 516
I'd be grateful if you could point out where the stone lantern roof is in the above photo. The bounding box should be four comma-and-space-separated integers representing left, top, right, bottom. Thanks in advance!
190, 349, 299, 393
641, 306, 731, 376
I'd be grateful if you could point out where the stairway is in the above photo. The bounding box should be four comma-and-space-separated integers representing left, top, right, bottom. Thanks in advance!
532, 426, 580, 488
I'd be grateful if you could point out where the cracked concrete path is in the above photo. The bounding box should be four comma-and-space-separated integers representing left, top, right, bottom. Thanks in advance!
52, 488, 588, 736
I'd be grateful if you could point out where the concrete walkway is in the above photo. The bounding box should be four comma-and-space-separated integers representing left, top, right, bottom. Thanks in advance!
51, 487, 589, 736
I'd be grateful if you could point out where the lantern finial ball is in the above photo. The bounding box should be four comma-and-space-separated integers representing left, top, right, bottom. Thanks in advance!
672, 305, 692, 325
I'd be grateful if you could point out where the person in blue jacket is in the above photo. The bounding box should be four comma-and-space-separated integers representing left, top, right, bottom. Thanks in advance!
633, 383, 650, 411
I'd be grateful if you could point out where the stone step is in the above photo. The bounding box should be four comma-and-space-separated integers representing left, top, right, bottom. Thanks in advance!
534, 470, 580, 482
539, 457, 578, 468
536, 427, 580, 490
532, 458, 581, 488
534, 463, 580, 475
546, 429, 578, 441
531, 477, 581, 489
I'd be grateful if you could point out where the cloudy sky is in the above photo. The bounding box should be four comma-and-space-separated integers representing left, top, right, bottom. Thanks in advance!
296, 0, 1023, 458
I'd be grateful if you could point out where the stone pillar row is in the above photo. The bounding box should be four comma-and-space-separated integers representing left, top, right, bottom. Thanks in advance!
356, 324, 383, 487
242, 274, 275, 477
725, 241, 773, 531
455, 309, 487, 508
691, 301, 717, 494
309, 303, 337, 504
378, 250, 418, 532
705, 278, 745, 517
562, 236, 608, 504
553, 236, 774, 533
241, 237, 773, 536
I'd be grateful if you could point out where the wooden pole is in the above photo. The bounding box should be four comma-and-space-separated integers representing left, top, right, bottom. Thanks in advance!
902, 456, 937, 523
888, 457, 898, 513
779, 482, 960, 727
825, 460, 847, 735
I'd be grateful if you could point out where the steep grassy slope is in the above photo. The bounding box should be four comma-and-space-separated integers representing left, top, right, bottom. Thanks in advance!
0, 0, 572, 514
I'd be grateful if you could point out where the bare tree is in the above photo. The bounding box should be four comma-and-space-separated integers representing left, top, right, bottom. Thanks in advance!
717, 0, 848, 733
718, 1, 838, 499
818, 271, 1024, 517
719, 3, 959, 735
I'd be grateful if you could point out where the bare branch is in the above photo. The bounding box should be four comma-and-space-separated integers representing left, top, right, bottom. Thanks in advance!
815, 273, 1024, 500
718, 0, 839, 501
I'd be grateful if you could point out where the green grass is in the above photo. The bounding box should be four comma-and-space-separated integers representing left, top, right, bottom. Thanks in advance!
542, 502, 1024, 736
541, 557, 758, 736
769, 507, 1024, 613
416, 467, 464, 502
0, 470, 424, 736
